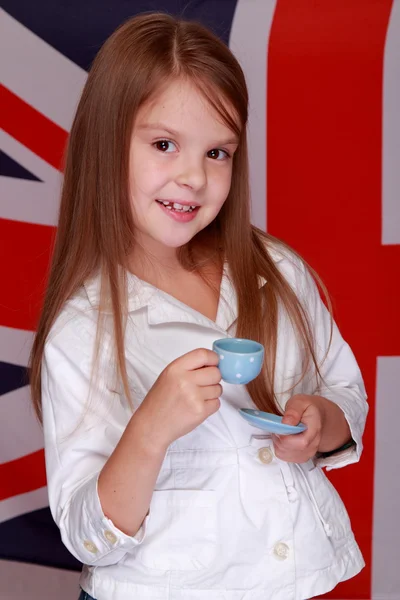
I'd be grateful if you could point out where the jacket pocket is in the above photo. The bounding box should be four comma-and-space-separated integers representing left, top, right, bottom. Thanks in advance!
136, 489, 218, 571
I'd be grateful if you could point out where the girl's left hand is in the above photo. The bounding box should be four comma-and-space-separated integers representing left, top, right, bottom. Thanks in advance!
272, 394, 327, 463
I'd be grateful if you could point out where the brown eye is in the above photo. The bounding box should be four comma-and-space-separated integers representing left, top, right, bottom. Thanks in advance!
207, 148, 229, 160
154, 140, 175, 152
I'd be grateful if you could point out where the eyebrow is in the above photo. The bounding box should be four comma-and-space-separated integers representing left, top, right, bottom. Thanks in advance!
137, 122, 239, 146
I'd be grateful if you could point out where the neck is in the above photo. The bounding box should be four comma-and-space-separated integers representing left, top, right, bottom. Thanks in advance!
128, 241, 183, 284
128, 228, 222, 285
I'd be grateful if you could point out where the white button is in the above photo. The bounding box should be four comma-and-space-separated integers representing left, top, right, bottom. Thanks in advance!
104, 530, 118, 544
286, 485, 298, 502
258, 447, 273, 464
83, 540, 99, 554
273, 542, 290, 560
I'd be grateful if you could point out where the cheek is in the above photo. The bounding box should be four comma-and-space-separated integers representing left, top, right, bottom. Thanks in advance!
210, 168, 233, 203
131, 159, 163, 196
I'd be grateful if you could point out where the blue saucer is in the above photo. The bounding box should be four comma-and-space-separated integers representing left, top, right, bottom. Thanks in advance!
239, 409, 307, 435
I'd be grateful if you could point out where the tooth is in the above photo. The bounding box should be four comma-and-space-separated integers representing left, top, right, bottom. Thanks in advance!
182, 206, 190, 212
162, 201, 170, 206
173, 203, 183, 209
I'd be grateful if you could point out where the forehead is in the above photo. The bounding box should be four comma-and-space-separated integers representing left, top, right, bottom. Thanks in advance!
135, 79, 238, 138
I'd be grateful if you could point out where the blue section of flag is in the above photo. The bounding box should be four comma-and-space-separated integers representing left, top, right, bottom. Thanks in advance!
0, 362, 29, 396
2, 1, 238, 71
0, 508, 81, 571
0, 151, 42, 181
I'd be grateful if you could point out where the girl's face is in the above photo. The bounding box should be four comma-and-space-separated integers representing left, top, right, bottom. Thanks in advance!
129, 79, 239, 260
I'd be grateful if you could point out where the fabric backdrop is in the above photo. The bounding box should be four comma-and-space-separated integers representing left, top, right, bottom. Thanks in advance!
1, 1, 399, 599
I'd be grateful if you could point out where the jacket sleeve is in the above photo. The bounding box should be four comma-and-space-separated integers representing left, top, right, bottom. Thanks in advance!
291, 257, 369, 471
41, 305, 149, 566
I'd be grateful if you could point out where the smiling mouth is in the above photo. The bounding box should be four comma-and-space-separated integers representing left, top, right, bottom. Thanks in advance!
156, 200, 198, 213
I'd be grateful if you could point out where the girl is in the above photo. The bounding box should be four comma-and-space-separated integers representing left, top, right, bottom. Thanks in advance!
30, 12, 368, 600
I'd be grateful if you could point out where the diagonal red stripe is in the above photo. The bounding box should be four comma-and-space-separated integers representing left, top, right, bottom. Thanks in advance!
0, 449, 46, 501
0, 218, 55, 331
267, 1, 394, 597
0, 84, 68, 172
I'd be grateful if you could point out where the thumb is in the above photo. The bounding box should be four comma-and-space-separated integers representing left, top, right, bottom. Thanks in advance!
281, 396, 307, 426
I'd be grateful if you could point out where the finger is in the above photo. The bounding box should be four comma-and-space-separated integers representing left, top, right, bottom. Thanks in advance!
177, 348, 219, 371
203, 398, 221, 417
273, 436, 315, 460
287, 429, 318, 446
299, 404, 321, 428
281, 411, 302, 427
281, 395, 310, 426
192, 366, 222, 386
273, 430, 317, 452
202, 384, 223, 401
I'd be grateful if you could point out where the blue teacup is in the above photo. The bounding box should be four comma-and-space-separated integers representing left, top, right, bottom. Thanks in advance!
212, 338, 264, 384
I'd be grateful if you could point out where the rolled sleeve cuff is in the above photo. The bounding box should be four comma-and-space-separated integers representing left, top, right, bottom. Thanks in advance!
63, 473, 149, 565
315, 386, 368, 471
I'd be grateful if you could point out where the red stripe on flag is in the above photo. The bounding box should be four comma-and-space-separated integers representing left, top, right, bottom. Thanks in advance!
0, 449, 46, 501
267, 1, 394, 597
0, 219, 55, 331
0, 84, 68, 171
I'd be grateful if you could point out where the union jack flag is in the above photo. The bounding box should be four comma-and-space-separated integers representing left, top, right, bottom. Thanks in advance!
1, 1, 399, 598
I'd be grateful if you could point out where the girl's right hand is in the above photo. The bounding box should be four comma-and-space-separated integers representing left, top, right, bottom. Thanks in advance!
134, 349, 222, 450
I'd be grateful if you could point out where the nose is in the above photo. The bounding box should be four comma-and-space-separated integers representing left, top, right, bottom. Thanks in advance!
175, 155, 207, 191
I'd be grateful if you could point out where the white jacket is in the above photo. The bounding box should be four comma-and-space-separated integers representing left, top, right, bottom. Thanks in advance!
41, 247, 368, 600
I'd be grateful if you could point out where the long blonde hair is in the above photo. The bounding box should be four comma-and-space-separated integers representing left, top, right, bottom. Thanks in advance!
30, 12, 331, 422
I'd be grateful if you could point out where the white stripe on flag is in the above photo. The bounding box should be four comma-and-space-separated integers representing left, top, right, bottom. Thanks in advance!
229, 0, 277, 231
0, 326, 34, 367
0, 386, 44, 463
0, 176, 61, 226
0, 130, 62, 225
382, 0, 400, 245
0, 486, 49, 524
0, 129, 62, 182
372, 356, 400, 600
0, 8, 87, 132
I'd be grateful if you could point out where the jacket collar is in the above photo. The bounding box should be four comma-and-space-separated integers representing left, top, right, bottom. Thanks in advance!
83, 246, 284, 329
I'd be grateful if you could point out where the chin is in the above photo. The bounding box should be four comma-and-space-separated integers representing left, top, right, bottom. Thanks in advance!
158, 235, 195, 249
155, 227, 202, 249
